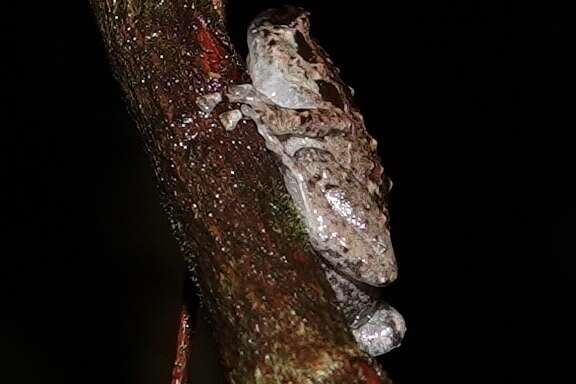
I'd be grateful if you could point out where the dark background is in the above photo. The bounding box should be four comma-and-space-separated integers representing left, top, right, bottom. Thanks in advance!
1, 2, 571, 383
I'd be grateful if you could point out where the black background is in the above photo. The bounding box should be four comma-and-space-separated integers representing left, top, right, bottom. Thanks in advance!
1, 2, 571, 383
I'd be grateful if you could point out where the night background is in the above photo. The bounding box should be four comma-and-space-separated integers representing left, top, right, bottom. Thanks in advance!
1, 2, 571, 383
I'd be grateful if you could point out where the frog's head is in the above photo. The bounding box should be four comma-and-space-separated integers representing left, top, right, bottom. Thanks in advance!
317, 223, 399, 288
334, 233, 398, 287
320, 186, 398, 287
361, 232, 398, 287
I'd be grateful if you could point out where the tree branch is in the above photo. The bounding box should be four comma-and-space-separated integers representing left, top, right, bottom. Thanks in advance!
90, 1, 389, 382
171, 305, 192, 384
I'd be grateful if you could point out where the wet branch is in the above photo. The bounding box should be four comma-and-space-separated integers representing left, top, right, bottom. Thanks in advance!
90, 1, 389, 383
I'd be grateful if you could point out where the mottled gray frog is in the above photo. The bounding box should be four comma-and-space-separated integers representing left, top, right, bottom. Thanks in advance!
226, 6, 406, 356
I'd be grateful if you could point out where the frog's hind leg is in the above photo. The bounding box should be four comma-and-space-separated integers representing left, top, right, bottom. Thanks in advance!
324, 266, 406, 356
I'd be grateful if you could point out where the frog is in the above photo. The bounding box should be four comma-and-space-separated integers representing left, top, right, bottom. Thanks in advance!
225, 6, 406, 356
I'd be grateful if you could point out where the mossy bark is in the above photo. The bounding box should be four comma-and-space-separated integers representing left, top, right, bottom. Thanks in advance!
90, 1, 390, 383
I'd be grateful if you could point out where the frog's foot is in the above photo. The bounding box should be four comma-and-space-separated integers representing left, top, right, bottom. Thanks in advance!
351, 302, 406, 357
196, 92, 223, 116
226, 83, 275, 107
226, 84, 258, 104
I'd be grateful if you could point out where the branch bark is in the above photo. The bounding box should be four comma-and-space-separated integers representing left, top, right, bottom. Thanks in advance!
90, 1, 390, 383
171, 305, 192, 384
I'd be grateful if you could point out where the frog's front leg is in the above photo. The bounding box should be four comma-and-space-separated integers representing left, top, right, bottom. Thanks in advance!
325, 267, 406, 356
353, 302, 406, 357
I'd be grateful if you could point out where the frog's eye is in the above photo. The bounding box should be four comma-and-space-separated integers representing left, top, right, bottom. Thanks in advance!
312, 174, 322, 182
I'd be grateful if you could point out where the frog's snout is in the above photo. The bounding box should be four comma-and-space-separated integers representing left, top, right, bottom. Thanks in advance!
369, 235, 398, 286
372, 263, 398, 287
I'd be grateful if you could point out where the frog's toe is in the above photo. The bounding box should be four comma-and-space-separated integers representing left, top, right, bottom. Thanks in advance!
352, 303, 406, 356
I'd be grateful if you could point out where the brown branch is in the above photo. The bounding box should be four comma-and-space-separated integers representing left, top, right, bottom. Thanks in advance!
90, 1, 390, 383
171, 305, 192, 384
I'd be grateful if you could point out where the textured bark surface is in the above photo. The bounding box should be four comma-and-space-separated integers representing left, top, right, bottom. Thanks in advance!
90, 1, 389, 383
171, 306, 192, 384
